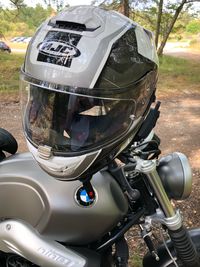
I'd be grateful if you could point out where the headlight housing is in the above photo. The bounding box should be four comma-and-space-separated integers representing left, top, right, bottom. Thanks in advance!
157, 152, 192, 200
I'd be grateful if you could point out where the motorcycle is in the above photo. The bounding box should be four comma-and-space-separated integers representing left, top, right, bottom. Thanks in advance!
0, 101, 200, 267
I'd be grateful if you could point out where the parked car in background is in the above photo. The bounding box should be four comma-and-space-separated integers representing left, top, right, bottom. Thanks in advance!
10, 37, 20, 42
11, 36, 32, 43
23, 37, 32, 43
15, 37, 27, 43
0, 41, 11, 53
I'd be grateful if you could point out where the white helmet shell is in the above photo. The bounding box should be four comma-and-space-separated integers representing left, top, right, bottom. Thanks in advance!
24, 6, 158, 88
21, 6, 158, 180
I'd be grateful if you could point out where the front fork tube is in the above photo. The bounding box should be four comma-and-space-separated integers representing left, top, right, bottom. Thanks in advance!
136, 159, 200, 267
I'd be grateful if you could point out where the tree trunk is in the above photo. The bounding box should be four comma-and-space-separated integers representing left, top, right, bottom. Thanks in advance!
155, 0, 163, 48
0, 33, 5, 40
122, 0, 129, 17
157, 0, 187, 56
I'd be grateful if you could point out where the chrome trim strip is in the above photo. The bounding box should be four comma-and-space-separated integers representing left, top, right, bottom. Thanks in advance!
176, 152, 192, 199
20, 67, 150, 102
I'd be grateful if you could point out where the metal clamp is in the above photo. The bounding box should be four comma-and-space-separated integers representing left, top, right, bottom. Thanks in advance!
146, 208, 183, 231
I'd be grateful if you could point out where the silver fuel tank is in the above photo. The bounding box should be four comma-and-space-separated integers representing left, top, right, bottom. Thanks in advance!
0, 153, 128, 245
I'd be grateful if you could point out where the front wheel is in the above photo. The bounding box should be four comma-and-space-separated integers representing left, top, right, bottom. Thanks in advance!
143, 228, 200, 267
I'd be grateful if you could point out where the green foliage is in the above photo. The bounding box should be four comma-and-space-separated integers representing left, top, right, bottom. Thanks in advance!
0, 52, 24, 91
133, 2, 193, 38
95, 0, 196, 42
19, 4, 53, 28
0, 0, 199, 42
186, 20, 200, 33
0, 4, 53, 37
129, 252, 142, 267
43, 0, 68, 11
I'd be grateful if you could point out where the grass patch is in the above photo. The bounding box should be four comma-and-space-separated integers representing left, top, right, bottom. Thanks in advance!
0, 52, 24, 92
129, 252, 142, 267
8, 41, 28, 50
0, 52, 200, 98
158, 55, 200, 95
159, 55, 200, 82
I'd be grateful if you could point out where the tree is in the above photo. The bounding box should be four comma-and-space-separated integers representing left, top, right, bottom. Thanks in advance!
0, 32, 5, 40
18, 4, 53, 29
121, 0, 130, 17
132, 0, 199, 55
7, 0, 68, 11
157, 0, 199, 55
186, 19, 200, 33
43, 0, 68, 11
8, 0, 25, 11
7, 0, 200, 55
0, 4, 54, 37
92, 0, 131, 16
155, 0, 163, 48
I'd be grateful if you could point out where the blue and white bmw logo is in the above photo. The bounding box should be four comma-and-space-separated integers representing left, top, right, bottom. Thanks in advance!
76, 186, 96, 207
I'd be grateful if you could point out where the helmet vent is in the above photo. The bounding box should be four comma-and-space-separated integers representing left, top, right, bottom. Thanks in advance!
55, 20, 86, 31
49, 20, 100, 32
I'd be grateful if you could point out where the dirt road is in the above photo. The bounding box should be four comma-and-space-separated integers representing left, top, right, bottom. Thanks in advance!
156, 94, 200, 169
164, 41, 200, 61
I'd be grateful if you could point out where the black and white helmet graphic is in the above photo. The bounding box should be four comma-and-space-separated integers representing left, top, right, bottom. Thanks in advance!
20, 5, 159, 180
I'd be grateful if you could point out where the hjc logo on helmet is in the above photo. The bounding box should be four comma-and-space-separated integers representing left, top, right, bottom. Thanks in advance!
38, 41, 80, 59
37, 31, 82, 68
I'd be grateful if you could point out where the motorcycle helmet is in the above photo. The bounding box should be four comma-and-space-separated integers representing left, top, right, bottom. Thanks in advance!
20, 5, 159, 180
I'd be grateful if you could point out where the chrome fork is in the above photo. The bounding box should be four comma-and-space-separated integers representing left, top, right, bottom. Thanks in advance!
136, 157, 200, 267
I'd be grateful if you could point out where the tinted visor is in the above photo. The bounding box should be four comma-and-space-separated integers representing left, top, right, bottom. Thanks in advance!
20, 72, 155, 155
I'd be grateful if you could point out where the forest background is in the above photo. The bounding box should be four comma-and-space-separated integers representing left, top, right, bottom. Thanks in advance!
0, 0, 200, 55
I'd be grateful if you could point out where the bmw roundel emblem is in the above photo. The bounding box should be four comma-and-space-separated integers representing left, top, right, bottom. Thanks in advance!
76, 186, 96, 207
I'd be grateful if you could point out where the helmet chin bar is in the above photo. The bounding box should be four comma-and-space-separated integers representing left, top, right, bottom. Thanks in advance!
27, 140, 98, 204
26, 140, 101, 181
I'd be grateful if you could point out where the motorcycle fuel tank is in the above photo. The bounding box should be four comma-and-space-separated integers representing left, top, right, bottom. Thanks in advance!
0, 153, 128, 245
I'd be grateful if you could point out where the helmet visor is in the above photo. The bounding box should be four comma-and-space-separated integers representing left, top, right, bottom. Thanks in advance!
20, 71, 155, 155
